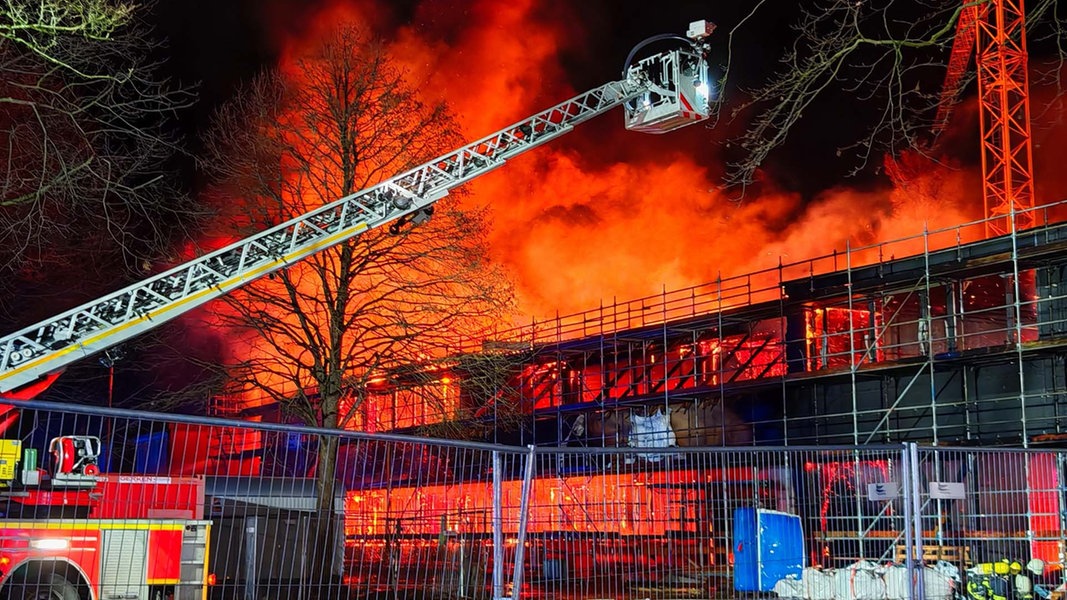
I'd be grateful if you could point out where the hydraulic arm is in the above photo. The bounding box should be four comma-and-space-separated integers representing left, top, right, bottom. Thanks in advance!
0, 22, 714, 394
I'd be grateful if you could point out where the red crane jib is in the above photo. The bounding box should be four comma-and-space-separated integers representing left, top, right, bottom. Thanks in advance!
931, 3, 980, 139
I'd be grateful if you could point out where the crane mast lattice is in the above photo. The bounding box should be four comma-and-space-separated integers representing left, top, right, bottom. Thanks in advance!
937, 0, 1036, 237
975, 0, 1035, 237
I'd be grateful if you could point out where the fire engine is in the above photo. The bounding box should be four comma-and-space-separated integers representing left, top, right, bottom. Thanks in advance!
0, 435, 209, 600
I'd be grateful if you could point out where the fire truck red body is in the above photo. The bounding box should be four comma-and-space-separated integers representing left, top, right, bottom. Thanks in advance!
0, 437, 211, 600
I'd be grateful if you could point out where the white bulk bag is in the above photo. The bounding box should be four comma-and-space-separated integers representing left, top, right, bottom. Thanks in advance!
774, 575, 806, 599
803, 567, 836, 600
922, 567, 955, 600
883, 565, 955, 600
883, 566, 909, 600
834, 561, 887, 600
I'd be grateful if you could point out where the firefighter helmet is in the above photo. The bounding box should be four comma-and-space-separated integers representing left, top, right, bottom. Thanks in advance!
1027, 559, 1046, 576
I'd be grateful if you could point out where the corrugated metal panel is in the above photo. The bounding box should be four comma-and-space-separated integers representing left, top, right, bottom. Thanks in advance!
205, 476, 345, 513
101, 529, 148, 600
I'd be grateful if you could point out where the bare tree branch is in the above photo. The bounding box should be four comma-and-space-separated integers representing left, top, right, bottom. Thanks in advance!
721, 0, 1066, 190
1, 0, 139, 80
0, 2, 203, 348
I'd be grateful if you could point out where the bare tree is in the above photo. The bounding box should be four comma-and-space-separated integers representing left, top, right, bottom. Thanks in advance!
201, 24, 514, 583
721, 0, 1065, 189
0, 0, 201, 326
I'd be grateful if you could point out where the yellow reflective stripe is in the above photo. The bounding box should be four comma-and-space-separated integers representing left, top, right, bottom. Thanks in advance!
202, 523, 212, 600
0, 521, 187, 531
147, 579, 181, 585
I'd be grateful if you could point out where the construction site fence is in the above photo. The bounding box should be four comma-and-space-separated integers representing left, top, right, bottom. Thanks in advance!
1, 398, 1066, 600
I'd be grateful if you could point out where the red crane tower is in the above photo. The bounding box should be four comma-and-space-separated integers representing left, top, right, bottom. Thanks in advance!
939, 0, 1036, 237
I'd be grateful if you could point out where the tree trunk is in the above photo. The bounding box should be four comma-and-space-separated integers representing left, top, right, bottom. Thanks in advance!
310, 434, 340, 595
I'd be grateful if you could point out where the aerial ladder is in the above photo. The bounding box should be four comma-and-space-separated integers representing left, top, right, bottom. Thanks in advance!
0, 21, 717, 396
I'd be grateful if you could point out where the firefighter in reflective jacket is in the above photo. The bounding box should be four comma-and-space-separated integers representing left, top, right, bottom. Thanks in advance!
967, 559, 1047, 600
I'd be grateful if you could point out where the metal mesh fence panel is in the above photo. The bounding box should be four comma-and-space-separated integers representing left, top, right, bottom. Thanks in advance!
0, 399, 528, 600
3, 396, 1067, 600
515, 445, 910, 600
913, 446, 1067, 600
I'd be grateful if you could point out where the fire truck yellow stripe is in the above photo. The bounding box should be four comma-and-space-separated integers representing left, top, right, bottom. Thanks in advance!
202, 523, 212, 600
0, 521, 187, 531
147, 579, 181, 585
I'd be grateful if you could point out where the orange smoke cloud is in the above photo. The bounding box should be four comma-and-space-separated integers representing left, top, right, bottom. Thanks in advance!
277, 0, 997, 323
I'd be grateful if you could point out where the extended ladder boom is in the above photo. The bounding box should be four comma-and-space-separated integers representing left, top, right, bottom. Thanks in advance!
0, 28, 713, 394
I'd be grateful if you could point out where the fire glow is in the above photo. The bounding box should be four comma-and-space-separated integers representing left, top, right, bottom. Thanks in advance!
276, 0, 991, 322
343, 467, 759, 537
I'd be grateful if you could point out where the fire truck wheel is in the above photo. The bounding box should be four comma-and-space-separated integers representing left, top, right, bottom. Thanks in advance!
8, 574, 80, 600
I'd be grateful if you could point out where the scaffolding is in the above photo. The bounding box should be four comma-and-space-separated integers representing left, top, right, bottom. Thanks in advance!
369, 201, 1067, 448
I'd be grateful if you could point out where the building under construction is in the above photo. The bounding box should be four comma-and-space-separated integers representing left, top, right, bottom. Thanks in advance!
342, 0, 1067, 454
367, 203, 1067, 450
306, 204, 1067, 595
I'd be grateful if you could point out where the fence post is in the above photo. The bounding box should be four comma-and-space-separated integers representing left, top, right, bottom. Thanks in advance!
244, 515, 258, 600
510, 446, 537, 600
492, 450, 504, 600
902, 444, 915, 600
909, 443, 926, 600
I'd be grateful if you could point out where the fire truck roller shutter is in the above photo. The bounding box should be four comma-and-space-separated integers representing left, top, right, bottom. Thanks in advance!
4, 563, 84, 600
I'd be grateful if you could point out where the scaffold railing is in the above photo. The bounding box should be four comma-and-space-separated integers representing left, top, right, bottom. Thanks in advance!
469, 199, 1067, 352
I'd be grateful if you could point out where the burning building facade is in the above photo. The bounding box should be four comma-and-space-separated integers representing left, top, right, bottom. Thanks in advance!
364, 205, 1067, 449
